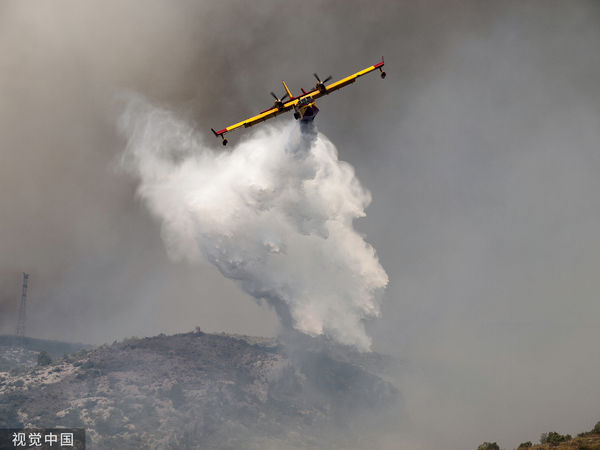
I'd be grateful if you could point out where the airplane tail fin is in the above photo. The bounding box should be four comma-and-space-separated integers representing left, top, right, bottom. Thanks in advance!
282, 80, 293, 99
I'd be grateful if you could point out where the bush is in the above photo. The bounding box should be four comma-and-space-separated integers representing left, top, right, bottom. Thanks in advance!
592, 421, 600, 434
518, 442, 532, 448
37, 350, 52, 366
477, 442, 500, 450
167, 383, 185, 408
540, 431, 571, 446
95, 408, 126, 435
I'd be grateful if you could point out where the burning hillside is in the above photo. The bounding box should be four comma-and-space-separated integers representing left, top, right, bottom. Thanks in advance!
0, 331, 398, 449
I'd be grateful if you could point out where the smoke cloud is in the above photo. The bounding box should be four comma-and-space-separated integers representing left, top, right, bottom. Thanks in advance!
118, 96, 388, 350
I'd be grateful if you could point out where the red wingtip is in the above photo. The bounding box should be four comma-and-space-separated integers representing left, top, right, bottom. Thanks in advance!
211, 128, 228, 137
374, 56, 385, 69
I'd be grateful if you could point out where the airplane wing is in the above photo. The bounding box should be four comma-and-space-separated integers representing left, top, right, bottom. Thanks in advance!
212, 98, 299, 144
212, 57, 385, 145
309, 57, 385, 101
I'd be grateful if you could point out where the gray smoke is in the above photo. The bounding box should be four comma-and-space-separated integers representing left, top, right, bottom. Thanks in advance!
119, 96, 388, 350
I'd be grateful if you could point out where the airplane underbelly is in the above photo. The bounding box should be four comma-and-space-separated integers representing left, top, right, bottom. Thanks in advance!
301, 105, 319, 122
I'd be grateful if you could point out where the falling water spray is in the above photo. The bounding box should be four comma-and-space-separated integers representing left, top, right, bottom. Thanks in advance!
119, 96, 388, 351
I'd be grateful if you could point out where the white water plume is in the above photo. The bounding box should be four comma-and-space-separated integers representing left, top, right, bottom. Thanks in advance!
119, 96, 388, 350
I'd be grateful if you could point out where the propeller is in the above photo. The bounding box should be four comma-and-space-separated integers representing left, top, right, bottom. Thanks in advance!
313, 73, 332, 91
270, 91, 289, 109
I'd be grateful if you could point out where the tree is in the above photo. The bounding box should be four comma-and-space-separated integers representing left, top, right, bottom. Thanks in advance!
37, 351, 52, 366
517, 442, 532, 448
167, 383, 185, 408
540, 431, 571, 446
477, 442, 500, 450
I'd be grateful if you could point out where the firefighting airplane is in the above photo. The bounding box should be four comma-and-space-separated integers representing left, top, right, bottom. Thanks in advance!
211, 57, 386, 145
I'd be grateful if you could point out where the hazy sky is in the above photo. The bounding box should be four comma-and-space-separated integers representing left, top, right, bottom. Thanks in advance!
1, 1, 600, 449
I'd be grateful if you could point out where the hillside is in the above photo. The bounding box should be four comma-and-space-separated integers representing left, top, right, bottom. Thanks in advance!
0, 331, 398, 449
0, 335, 91, 372
479, 423, 600, 450
527, 435, 600, 450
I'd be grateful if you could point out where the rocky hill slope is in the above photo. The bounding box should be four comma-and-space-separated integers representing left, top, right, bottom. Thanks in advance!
479, 423, 600, 450
0, 331, 398, 449
0, 335, 91, 371
528, 436, 600, 449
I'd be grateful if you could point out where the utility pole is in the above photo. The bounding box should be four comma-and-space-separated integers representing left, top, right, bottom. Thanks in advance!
16, 273, 29, 341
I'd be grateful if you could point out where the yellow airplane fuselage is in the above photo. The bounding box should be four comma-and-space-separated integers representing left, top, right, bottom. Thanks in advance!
294, 96, 319, 122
